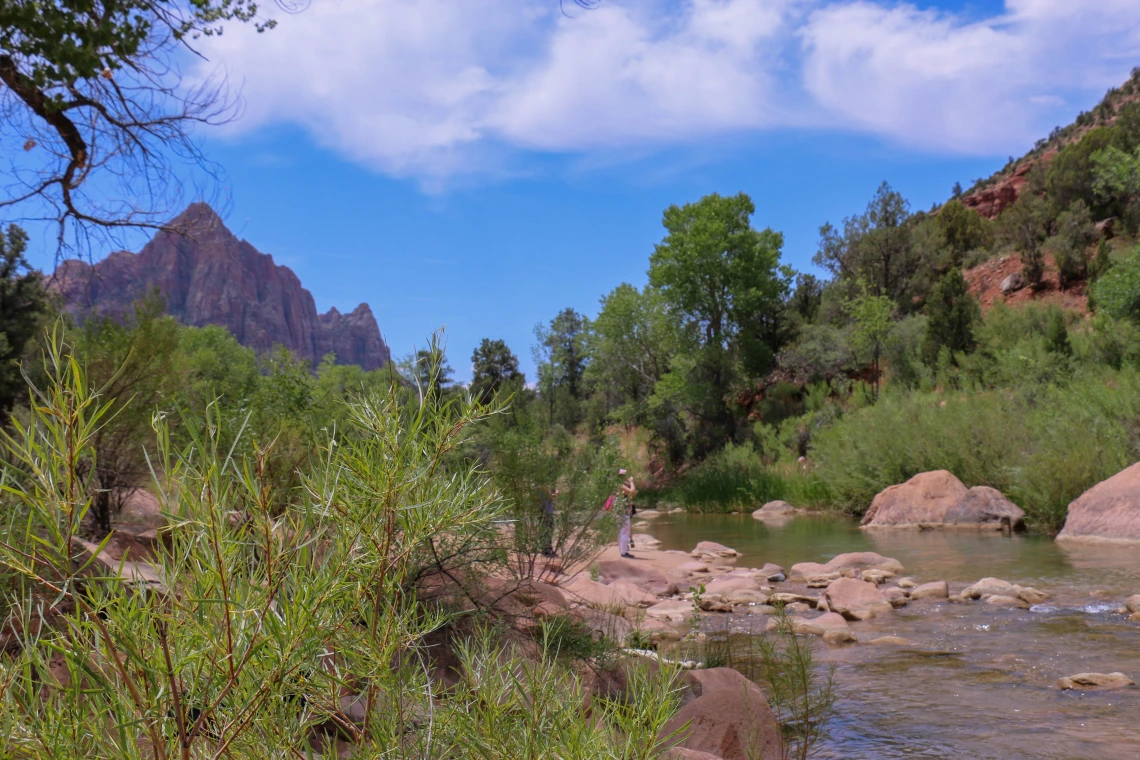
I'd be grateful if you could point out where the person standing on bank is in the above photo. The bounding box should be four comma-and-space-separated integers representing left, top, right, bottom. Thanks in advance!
618, 471, 637, 559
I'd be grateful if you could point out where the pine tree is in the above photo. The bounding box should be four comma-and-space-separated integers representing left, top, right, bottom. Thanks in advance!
923, 268, 981, 365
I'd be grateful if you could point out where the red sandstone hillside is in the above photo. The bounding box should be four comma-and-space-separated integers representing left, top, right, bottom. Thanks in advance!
50, 203, 391, 370
961, 68, 1140, 219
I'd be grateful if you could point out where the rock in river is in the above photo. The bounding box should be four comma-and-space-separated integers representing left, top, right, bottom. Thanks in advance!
822, 577, 891, 620
861, 470, 1025, 531
962, 577, 1016, 599
752, 501, 796, 520
1057, 672, 1136, 691
910, 581, 949, 600
1057, 462, 1140, 543
691, 541, 740, 560
791, 552, 904, 579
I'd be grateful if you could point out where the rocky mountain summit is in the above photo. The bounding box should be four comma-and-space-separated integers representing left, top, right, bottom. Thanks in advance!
51, 203, 390, 370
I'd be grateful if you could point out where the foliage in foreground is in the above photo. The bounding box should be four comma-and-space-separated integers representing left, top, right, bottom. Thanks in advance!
0, 333, 683, 759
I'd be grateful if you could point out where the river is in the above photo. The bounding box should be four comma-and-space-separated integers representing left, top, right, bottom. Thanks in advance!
643, 512, 1140, 760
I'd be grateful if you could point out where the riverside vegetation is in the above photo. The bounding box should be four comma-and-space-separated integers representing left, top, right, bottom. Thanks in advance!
0, 324, 839, 759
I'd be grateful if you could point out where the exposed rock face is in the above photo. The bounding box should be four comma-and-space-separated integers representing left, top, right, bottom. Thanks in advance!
1057, 462, 1140, 543
961, 156, 1046, 219
50, 203, 390, 370
861, 471, 1025, 531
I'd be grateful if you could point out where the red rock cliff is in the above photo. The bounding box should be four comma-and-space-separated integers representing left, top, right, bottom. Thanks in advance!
50, 203, 391, 370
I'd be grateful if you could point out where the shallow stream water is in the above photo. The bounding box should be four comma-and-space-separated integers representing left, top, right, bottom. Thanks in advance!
643, 513, 1140, 760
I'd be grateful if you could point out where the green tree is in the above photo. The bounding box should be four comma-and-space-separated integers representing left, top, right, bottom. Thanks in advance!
649, 192, 789, 445
538, 308, 589, 399
403, 345, 455, 400
587, 284, 675, 427
789, 273, 824, 323
0, 225, 51, 413
936, 200, 993, 264
470, 338, 523, 403
176, 324, 260, 411
1050, 200, 1097, 289
72, 292, 182, 533
922, 268, 981, 365
533, 308, 590, 426
1046, 126, 1121, 215
997, 192, 1051, 288
846, 284, 895, 400
815, 182, 919, 308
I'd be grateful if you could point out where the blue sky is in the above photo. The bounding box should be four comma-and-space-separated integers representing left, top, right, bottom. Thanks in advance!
25, 0, 1140, 380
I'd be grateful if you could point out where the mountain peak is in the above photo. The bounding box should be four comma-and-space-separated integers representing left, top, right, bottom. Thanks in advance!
50, 204, 391, 371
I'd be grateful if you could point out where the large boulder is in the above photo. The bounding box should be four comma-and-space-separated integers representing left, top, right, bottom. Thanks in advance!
1057, 463, 1140, 543
786, 612, 850, 636
910, 581, 949, 600
821, 577, 889, 620
861, 471, 1025, 531
962, 577, 1016, 599
790, 552, 903, 579
1000, 271, 1026, 294
575, 607, 634, 644
660, 668, 782, 760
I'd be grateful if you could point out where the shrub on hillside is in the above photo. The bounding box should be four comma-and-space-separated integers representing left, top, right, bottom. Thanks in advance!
1050, 200, 1097, 289
1091, 245, 1140, 322
922, 268, 980, 366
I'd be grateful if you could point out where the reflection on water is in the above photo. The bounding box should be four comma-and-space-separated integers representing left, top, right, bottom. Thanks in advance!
644, 513, 1140, 760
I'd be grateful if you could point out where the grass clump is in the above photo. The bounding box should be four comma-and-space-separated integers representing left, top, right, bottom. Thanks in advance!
655, 443, 830, 514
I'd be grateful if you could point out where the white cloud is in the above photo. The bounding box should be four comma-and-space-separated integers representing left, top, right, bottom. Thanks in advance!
195, 0, 1140, 182
801, 0, 1140, 153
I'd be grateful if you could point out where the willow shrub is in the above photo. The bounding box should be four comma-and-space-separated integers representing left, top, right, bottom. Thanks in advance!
0, 331, 682, 759
811, 367, 1140, 530
664, 443, 829, 513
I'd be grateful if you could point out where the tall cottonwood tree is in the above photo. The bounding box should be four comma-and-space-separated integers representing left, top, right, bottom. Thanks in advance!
648, 192, 789, 446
